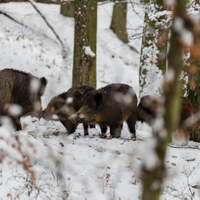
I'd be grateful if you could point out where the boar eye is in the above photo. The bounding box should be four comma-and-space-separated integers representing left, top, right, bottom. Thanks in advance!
50, 107, 55, 113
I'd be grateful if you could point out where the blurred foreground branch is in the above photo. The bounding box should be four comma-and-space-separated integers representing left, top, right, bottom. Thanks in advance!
141, 0, 189, 199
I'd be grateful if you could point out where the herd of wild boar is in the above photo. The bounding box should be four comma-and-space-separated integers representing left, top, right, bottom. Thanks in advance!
0, 68, 197, 142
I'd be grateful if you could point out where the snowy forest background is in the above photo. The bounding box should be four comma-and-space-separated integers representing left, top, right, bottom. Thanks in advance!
1, 0, 200, 199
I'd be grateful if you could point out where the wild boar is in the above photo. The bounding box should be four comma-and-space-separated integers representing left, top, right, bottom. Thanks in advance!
137, 95, 195, 126
0, 68, 47, 130
137, 95, 196, 145
42, 85, 95, 135
70, 83, 138, 139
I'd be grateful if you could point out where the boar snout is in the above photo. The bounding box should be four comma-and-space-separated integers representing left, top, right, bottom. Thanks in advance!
41, 110, 52, 121
31, 110, 42, 119
70, 113, 85, 124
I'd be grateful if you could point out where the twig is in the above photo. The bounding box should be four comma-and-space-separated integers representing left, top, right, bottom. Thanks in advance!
129, 0, 143, 20
0, 11, 29, 28
28, 0, 64, 48
168, 144, 200, 150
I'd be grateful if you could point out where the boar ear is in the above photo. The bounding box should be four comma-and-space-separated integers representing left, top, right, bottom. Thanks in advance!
40, 77, 47, 87
39, 77, 48, 96
54, 98, 65, 109
94, 93, 103, 106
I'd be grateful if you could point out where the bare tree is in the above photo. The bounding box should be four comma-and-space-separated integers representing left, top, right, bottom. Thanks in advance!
88, 0, 97, 87
139, 0, 169, 97
110, 0, 129, 43
72, 0, 97, 87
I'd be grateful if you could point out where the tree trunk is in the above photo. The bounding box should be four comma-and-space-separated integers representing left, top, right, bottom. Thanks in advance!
72, 0, 97, 87
139, 0, 168, 97
60, 1, 75, 17
110, 0, 128, 43
141, 0, 188, 199
88, 0, 97, 87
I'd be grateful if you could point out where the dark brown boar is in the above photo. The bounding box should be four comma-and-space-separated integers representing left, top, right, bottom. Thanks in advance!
0, 68, 47, 130
137, 95, 163, 125
42, 85, 95, 135
137, 95, 195, 126
70, 83, 138, 138
137, 95, 196, 145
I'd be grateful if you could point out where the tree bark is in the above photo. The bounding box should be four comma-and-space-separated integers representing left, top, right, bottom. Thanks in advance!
139, 0, 168, 97
110, 0, 128, 43
72, 0, 97, 87
88, 0, 97, 87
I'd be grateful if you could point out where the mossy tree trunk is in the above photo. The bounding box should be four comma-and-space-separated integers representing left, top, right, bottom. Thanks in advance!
141, 0, 188, 199
72, 0, 97, 88
139, 0, 168, 97
88, 0, 97, 87
110, 0, 128, 43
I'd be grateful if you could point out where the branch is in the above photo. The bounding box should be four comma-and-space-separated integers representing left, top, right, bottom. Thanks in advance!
168, 144, 200, 150
129, 0, 143, 20
28, 0, 64, 48
0, 0, 62, 3
0, 10, 29, 28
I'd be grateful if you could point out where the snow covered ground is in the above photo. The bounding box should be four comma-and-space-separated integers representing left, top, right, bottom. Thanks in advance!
0, 2, 200, 200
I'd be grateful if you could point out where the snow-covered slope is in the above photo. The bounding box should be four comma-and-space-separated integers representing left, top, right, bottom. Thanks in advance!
0, 2, 200, 200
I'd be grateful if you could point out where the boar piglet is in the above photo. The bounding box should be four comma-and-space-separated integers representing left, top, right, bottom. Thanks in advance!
70, 83, 138, 139
42, 85, 95, 135
137, 95, 196, 145
0, 68, 47, 130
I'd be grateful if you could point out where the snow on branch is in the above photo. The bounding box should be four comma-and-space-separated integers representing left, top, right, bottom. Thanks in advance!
83, 46, 96, 57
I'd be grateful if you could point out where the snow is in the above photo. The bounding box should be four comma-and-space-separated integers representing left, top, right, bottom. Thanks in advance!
30, 78, 41, 93
83, 46, 95, 57
0, 1, 200, 200
173, 17, 184, 33
7, 104, 23, 117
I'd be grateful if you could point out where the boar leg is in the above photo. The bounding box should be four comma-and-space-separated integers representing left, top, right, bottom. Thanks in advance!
83, 122, 89, 136
126, 115, 137, 139
60, 119, 77, 134
100, 126, 107, 138
90, 124, 95, 128
11, 117, 22, 131
110, 123, 122, 138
